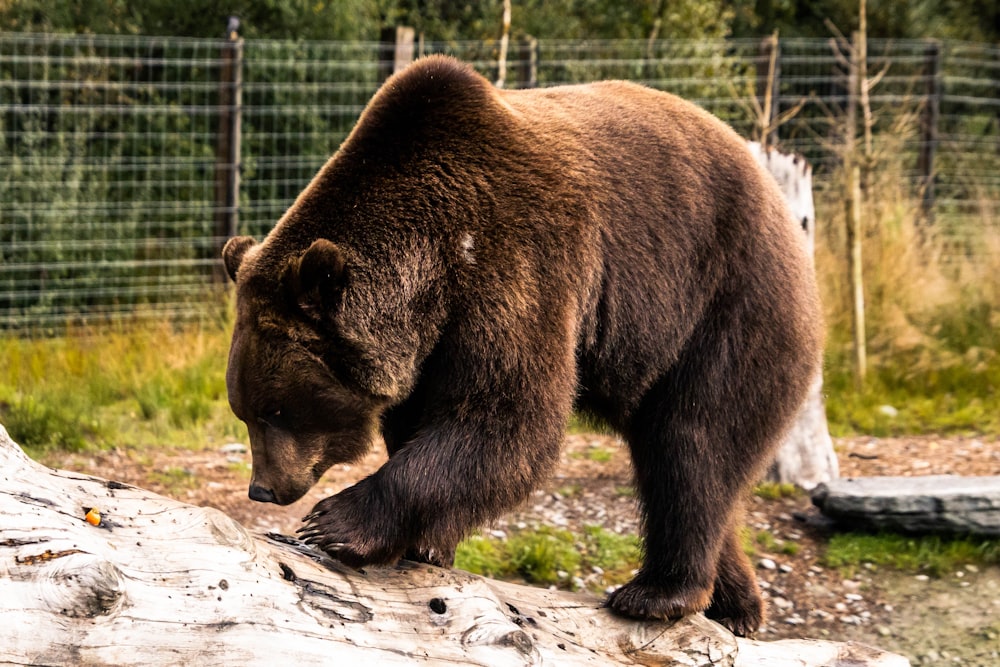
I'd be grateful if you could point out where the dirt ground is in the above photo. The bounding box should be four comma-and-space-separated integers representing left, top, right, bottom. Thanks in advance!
46, 433, 1000, 666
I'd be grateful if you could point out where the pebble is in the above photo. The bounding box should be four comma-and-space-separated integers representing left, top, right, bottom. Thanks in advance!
220, 443, 247, 454
784, 614, 805, 625
845, 593, 864, 602
779, 564, 794, 574
758, 558, 777, 570
916, 574, 930, 581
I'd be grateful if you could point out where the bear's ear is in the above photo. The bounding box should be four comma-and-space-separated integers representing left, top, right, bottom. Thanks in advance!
284, 238, 348, 317
222, 236, 257, 282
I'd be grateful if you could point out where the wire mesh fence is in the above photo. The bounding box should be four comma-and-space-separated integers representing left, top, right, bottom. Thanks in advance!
1, 32, 997, 332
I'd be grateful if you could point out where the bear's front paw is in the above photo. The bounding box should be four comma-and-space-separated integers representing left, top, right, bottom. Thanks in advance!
605, 577, 712, 622
297, 492, 405, 568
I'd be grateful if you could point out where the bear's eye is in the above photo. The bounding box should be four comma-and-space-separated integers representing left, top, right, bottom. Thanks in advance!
258, 408, 284, 428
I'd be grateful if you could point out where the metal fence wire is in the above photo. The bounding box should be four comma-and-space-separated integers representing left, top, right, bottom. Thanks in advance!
1, 33, 997, 332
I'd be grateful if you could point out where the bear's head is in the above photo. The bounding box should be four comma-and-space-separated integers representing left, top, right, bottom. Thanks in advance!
222, 235, 389, 506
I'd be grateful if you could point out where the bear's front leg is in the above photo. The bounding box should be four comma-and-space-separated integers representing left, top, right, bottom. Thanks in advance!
299, 396, 568, 570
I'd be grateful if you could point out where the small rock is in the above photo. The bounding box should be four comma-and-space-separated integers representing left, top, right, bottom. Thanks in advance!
783, 615, 805, 625
878, 405, 899, 417
845, 593, 864, 602
779, 564, 794, 574
220, 443, 246, 454
758, 558, 777, 570
489, 530, 507, 540
840, 614, 863, 625
916, 574, 930, 581
876, 625, 891, 637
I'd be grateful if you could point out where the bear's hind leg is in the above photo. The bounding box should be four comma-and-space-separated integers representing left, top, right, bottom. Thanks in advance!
705, 524, 764, 637
606, 302, 812, 636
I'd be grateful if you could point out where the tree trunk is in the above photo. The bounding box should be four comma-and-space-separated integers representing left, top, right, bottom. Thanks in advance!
0, 425, 905, 665
747, 142, 839, 490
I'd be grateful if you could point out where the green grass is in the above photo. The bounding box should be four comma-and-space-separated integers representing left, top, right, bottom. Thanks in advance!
455, 526, 641, 591
0, 319, 242, 458
821, 533, 1000, 578
754, 482, 801, 501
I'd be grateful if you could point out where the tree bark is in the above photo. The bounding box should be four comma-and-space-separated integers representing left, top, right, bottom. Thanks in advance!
0, 425, 905, 665
748, 142, 839, 490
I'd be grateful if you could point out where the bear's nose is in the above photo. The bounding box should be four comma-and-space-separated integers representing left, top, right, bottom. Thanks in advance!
248, 484, 277, 504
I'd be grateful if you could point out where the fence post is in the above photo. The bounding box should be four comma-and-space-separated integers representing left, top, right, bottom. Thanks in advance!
757, 33, 781, 148
516, 37, 538, 89
917, 39, 941, 225
379, 27, 415, 83
212, 17, 243, 283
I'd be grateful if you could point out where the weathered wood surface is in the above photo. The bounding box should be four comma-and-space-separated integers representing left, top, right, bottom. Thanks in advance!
748, 141, 838, 490
0, 424, 907, 666
812, 475, 1000, 537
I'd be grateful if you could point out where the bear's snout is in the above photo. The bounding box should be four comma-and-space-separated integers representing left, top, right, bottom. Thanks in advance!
248, 484, 277, 504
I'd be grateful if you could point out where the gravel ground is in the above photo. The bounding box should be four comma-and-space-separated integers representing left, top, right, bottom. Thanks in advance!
46, 432, 1000, 666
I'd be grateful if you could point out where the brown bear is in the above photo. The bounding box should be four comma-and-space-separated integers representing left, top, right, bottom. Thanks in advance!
223, 55, 822, 637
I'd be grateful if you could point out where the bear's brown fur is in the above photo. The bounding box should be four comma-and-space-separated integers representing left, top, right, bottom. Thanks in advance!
223, 55, 822, 637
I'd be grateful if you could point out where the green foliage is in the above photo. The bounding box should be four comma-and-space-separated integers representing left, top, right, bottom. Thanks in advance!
822, 299, 1000, 436
822, 532, 1000, 578
754, 482, 801, 500
455, 526, 641, 591
0, 319, 240, 457
0, 393, 97, 453
508, 528, 583, 585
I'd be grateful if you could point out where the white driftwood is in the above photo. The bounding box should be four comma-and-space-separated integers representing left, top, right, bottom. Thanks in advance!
0, 424, 906, 666
748, 141, 839, 490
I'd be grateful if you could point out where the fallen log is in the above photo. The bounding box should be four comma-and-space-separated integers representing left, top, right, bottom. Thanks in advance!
812, 475, 1000, 537
0, 424, 907, 666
